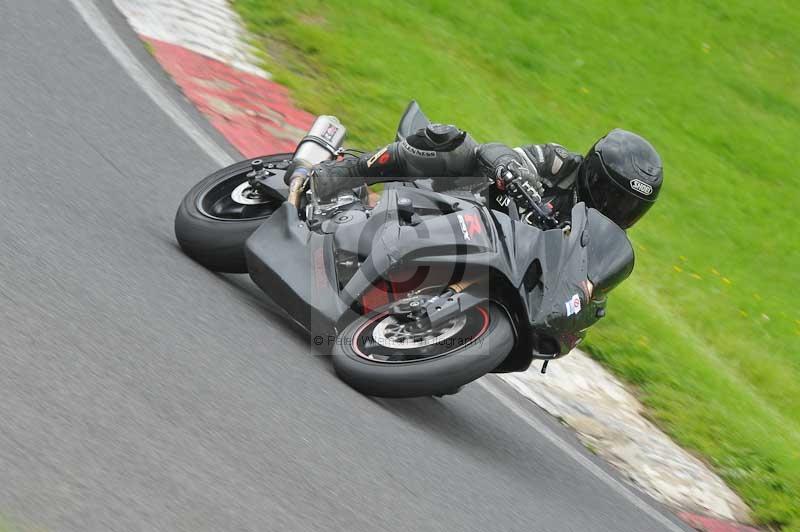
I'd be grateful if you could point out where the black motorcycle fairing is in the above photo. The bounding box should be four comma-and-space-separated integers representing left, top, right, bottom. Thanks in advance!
245, 184, 633, 370
244, 185, 497, 339
585, 208, 635, 294
496, 202, 634, 359
333, 187, 496, 312
517, 206, 594, 356
244, 203, 353, 336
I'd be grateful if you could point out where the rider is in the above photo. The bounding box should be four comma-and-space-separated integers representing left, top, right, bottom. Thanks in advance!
296, 123, 663, 229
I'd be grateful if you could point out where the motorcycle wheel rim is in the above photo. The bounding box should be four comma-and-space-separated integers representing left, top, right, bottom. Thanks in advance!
197, 173, 280, 221
351, 306, 490, 364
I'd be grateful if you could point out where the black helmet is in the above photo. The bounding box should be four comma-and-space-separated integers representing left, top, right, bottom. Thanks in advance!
577, 129, 663, 229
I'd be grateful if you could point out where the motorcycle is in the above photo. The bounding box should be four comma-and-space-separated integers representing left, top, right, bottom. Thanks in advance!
174, 101, 634, 397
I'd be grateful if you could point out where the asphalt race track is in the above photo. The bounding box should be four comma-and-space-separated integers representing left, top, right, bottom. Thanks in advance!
0, 2, 691, 531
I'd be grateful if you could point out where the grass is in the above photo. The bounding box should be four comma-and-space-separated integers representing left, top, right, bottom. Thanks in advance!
233, 0, 800, 528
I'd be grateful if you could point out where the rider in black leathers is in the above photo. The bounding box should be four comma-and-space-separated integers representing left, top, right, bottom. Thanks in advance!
300, 123, 663, 230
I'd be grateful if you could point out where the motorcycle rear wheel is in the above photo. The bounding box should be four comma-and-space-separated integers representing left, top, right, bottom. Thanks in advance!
174, 154, 291, 273
332, 302, 513, 398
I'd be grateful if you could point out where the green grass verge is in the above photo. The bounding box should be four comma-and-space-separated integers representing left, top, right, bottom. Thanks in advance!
233, 0, 800, 527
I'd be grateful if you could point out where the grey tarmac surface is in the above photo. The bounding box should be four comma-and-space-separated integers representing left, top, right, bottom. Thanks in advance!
0, 1, 691, 531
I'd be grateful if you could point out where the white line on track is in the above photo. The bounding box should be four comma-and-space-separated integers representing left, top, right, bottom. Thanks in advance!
67, 0, 234, 167
69, 1, 688, 530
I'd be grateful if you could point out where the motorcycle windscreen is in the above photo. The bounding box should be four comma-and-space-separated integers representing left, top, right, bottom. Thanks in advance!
395, 100, 432, 141
585, 208, 635, 295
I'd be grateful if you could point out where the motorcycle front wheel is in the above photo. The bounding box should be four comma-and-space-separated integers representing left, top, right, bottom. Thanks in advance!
174, 154, 291, 273
332, 302, 513, 398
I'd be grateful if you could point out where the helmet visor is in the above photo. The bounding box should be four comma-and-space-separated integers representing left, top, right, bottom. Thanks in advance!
582, 159, 653, 229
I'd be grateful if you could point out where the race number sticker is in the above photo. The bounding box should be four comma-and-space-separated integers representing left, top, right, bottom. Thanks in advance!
565, 293, 582, 316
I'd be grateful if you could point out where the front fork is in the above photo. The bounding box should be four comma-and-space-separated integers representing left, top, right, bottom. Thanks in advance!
395, 279, 486, 331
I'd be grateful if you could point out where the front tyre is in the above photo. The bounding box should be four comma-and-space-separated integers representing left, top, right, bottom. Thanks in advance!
175, 154, 291, 273
332, 302, 513, 398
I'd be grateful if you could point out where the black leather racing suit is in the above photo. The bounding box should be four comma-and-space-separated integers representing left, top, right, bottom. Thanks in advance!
310, 124, 584, 223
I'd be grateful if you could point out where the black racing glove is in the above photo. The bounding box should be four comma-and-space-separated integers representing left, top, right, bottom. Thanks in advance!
495, 159, 544, 206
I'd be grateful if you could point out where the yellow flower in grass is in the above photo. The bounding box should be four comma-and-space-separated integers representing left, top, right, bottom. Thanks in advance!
710, 268, 720, 276
739, 309, 748, 318
721, 277, 732, 285
673, 265, 683, 273
690, 273, 702, 280
679, 255, 688, 262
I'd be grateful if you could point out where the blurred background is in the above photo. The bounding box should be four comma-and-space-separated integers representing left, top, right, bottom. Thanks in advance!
232, 0, 799, 528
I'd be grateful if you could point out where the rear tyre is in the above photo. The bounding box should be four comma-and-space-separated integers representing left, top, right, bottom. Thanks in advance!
332, 302, 513, 398
175, 154, 291, 273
